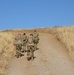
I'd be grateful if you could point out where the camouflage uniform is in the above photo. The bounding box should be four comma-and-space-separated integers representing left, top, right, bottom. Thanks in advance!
27, 34, 35, 60
21, 33, 28, 52
14, 34, 23, 58
32, 30, 39, 50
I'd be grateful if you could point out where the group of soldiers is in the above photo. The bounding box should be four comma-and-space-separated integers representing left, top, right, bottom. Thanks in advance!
14, 30, 39, 61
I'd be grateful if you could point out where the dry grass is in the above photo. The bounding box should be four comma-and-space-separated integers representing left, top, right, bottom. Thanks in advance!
0, 26, 74, 75
0, 32, 15, 75
54, 26, 74, 61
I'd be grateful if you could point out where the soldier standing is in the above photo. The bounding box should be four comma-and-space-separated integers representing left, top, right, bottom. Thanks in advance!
27, 34, 35, 61
14, 33, 24, 58
21, 33, 28, 52
32, 30, 39, 50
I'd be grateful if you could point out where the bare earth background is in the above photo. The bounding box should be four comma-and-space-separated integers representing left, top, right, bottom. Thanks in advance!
0, 26, 74, 75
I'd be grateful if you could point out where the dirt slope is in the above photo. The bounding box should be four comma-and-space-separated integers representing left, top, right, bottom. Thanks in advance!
7, 33, 74, 75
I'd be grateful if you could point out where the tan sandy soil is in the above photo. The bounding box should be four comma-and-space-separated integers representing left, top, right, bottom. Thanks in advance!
6, 33, 74, 75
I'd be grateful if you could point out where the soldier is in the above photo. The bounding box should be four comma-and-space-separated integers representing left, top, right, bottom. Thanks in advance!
14, 33, 24, 58
32, 30, 39, 50
33, 30, 39, 38
27, 34, 35, 61
21, 33, 28, 52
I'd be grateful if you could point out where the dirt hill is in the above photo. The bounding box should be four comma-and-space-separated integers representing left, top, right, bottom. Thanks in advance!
0, 26, 74, 75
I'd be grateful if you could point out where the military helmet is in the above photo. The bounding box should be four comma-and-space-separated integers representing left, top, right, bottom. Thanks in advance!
34, 30, 36, 32
30, 34, 33, 36
23, 33, 26, 35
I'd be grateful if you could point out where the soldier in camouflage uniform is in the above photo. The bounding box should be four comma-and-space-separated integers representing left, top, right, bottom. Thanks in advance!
14, 33, 24, 58
32, 30, 39, 50
21, 33, 28, 52
27, 34, 35, 61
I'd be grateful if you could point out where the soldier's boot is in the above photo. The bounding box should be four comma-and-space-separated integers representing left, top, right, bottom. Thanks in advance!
18, 50, 24, 57
30, 51, 35, 60
27, 57, 31, 61
15, 55, 19, 58
16, 53, 20, 58
34, 44, 37, 50
27, 51, 35, 61
20, 53, 24, 57
26, 50, 31, 61
15, 54, 18, 58
17, 52, 20, 58
15, 51, 19, 58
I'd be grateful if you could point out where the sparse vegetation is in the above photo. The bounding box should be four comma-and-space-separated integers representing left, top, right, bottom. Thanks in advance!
0, 26, 74, 75
0, 32, 15, 75
54, 26, 74, 61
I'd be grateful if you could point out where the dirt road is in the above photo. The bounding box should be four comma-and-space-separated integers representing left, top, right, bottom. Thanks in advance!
7, 33, 74, 75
